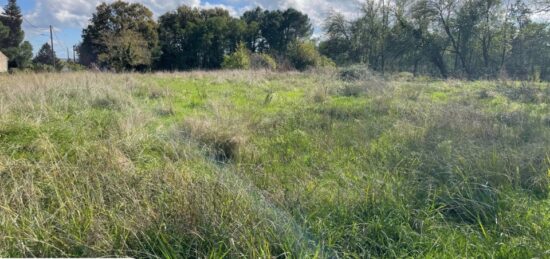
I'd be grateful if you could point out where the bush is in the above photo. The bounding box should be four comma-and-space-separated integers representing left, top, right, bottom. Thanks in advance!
318, 55, 336, 68
31, 63, 58, 72
250, 53, 277, 70
62, 61, 87, 72
392, 72, 415, 81
222, 43, 250, 70
339, 65, 373, 81
287, 41, 334, 71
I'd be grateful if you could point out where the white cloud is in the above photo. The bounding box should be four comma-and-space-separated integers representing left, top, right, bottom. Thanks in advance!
240, 0, 363, 28
25, 0, 200, 28
24, 0, 363, 30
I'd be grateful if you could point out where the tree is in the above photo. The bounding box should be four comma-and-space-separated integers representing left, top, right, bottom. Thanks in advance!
13, 41, 32, 69
79, 1, 158, 71
157, 6, 201, 70
319, 13, 353, 65
318, 0, 550, 80
241, 8, 312, 54
0, 0, 24, 50
157, 6, 244, 70
222, 42, 250, 69
33, 42, 60, 67
0, 0, 31, 69
0, 23, 8, 41
241, 7, 267, 52
99, 29, 152, 72
288, 41, 334, 71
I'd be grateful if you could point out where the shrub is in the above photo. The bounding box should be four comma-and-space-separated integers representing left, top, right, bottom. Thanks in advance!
339, 65, 373, 81
318, 55, 336, 68
250, 53, 277, 70
392, 72, 415, 81
287, 41, 334, 71
62, 61, 87, 72
31, 63, 58, 72
222, 43, 250, 70
338, 65, 388, 96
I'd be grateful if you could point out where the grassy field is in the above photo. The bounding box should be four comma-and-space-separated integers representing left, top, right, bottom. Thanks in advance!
0, 71, 549, 258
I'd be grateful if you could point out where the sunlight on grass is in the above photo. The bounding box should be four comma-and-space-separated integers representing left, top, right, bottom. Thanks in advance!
0, 71, 548, 258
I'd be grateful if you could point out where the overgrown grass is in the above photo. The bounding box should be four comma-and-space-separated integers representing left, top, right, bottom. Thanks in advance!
0, 71, 549, 258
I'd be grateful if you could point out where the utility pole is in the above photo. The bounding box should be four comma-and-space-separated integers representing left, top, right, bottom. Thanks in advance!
73, 45, 77, 63
50, 25, 55, 68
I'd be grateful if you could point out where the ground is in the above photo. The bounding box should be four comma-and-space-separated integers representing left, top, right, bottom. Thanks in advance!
0, 71, 549, 258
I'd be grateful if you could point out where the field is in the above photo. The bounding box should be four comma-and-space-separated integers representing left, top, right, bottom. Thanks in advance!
0, 71, 549, 258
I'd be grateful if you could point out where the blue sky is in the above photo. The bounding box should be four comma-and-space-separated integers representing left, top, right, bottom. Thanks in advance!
0, 0, 363, 58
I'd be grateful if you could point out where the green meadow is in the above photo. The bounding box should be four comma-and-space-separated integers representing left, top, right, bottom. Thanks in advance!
0, 71, 549, 258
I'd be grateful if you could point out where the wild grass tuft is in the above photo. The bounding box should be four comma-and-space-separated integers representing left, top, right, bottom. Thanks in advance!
0, 71, 548, 258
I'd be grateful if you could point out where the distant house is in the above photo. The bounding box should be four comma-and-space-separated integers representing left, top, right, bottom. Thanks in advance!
0, 51, 7, 73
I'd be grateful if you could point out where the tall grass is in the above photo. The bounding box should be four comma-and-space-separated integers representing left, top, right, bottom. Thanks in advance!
0, 71, 548, 258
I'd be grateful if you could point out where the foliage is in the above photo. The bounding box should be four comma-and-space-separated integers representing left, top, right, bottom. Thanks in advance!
288, 41, 334, 71
33, 43, 60, 68
12, 41, 32, 69
74, 2, 314, 72
98, 29, 153, 72
157, 6, 245, 70
0, 0, 32, 69
79, 1, 158, 71
320, 0, 550, 80
61, 61, 86, 72
155, 6, 312, 71
222, 43, 250, 70
250, 53, 277, 70
0, 23, 8, 42
0, 0, 24, 51
241, 7, 312, 53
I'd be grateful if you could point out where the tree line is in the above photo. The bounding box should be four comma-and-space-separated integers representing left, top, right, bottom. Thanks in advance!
76, 0, 550, 80
77, 2, 325, 72
2, 0, 549, 80
320, 0, 550, 80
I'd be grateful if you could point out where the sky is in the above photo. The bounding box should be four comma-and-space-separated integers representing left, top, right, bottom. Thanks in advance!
0, 0, 364, 58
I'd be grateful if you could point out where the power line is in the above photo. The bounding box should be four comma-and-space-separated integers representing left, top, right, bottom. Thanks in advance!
22, 16, 48, 30
53, 30, 67, 50
18, 15, 51, 38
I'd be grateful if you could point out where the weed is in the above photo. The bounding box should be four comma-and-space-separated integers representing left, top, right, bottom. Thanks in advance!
181, 117, 247, 162
0, 72, 548, 258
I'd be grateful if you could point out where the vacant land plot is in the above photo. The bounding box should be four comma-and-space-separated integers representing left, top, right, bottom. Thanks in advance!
0, 71, 549, 258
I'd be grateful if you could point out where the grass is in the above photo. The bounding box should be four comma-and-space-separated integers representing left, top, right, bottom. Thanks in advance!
0, 71, 549, 258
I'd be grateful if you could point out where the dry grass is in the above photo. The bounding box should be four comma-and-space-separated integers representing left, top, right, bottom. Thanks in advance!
0, 71, 548, 258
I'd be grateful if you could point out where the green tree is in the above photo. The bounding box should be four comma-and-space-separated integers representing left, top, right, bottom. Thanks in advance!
99, 29, 152, 72
0, 0, 24, 50
157, 6, 243, 70
222, 42, 250, 69
0, 23, 8, 41
319, 13, 353, 65
0, 0, 31, 69
33, 42, 60, 67
241, 8, 312, 53
288, 41, 334, 71
319, 0, 550, 80
13, 41, 32, 69
79, 1, 158, 71
241, 7, 267, 52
